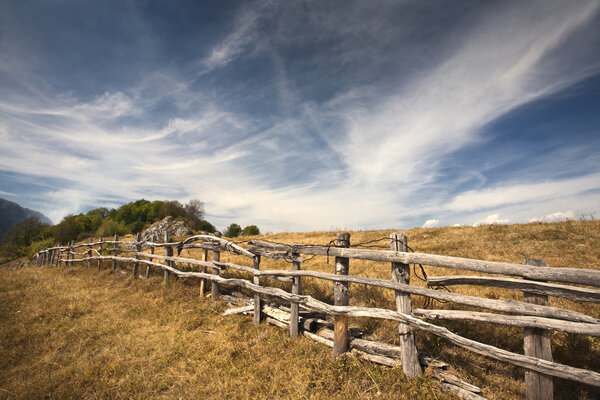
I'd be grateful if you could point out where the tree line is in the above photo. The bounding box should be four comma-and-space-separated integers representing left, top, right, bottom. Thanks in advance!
0, 199, 260, 262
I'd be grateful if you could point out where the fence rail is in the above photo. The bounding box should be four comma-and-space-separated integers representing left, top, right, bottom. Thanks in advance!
34, 232, 600, 399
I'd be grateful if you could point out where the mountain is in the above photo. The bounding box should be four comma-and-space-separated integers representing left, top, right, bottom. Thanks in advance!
0, 198, 52, 240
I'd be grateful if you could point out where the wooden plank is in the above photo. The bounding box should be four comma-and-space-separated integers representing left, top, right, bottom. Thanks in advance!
212, 232, 221, 300
391, 232, 421, 378
428, 275, 600, 304
254, 270, 597, 323
290, 253, 301, 339
248, 240, 600, 287
112, 234, 119, 272
523, 259, 553, 400
333, 232, 350, 358
412, 309, 600, 337
253, 255, 262, 324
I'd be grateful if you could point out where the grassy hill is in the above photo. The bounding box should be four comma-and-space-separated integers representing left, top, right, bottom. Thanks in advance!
1, 220, 599, 399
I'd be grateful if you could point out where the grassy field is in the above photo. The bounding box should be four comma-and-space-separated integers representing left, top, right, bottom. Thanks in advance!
1, 219, 599, 399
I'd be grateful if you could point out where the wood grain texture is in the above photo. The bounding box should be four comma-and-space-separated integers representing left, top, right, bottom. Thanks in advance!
391, 232, 421, 378
523, 259, 553, 400
333, 232, 350, 358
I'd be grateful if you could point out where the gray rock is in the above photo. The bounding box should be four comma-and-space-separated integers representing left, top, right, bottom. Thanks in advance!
142, 216, 192, 242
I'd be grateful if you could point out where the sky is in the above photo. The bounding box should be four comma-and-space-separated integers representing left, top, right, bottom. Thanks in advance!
1, 0, 600, 233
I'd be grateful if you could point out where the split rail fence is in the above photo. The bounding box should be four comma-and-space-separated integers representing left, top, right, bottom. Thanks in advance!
35, 232, 600, 400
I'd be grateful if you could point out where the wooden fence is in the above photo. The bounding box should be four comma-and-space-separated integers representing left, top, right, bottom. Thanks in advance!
34, 232, 600, 400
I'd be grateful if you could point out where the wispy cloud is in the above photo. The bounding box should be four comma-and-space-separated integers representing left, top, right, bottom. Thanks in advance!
1, 1, 599, 230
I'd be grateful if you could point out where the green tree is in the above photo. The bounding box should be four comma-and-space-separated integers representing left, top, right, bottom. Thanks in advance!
0, 217, 52, 259
225, 223, 242, 238
241, 225, 260, 236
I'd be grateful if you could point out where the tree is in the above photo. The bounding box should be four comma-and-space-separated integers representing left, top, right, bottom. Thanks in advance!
185, 199, 205, 230
225, 223, 242, 238
0, 217, 51, 258
241, 225, 260, 236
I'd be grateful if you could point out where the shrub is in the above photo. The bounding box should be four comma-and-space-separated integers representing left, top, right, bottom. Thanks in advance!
225, 223, 242, 238
95, 219, 128, 237
241, 225, 260, 236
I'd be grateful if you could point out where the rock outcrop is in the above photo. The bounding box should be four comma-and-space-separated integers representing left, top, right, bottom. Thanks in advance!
142, 216, 192, 242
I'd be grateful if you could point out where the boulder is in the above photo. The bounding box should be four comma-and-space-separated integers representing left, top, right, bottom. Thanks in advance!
142, 216, 192, 242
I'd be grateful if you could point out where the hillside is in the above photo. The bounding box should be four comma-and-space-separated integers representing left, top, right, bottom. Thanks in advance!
1, 220, 599, 399
0, 198, 51, 240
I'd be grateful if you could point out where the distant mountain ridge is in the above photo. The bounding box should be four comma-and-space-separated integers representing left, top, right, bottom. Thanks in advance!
0, 198, 51, 240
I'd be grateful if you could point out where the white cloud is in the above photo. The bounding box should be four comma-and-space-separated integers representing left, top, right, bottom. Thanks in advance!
529, 211, 575, 223
422, 219, 440, 228
447, 173, 600, 211
474, 214, 510, 226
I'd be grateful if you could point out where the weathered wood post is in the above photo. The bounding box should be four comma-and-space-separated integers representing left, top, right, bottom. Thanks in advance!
87, 237, 93, 268
163, 232, 171, 283
211, 232, 221, 301
145, 242, 154, 279
56, 246, 62, 267
50, 249, 55, 266
199, 248, 208, 296
112, 234, 119, 272
70, 240, 75, 266
132, 232, 141, 278
253, 255, 262, 324
523, 258, 553, 400
66, 240, 73, 266
333, 232, 351, 358
97, 236, 103, 270
290, 251, 302, 338
390, 232, 422, 378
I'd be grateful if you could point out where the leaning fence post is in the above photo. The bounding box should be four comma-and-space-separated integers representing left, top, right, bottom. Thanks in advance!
523, 258, 553, 400
163, 232, 171, 283
253, 255, 262, 324
391, 232, 422, 378
87, 237, 93, 268
133, 232, 141, 278
211, 232, 221, 301
290, 251, 302, 338
112, 234, 119, 272
97, 236, 103, 270
333, 232, 351, 358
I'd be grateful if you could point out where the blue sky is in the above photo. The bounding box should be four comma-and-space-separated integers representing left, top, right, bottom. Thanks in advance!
1, 0, 599, 232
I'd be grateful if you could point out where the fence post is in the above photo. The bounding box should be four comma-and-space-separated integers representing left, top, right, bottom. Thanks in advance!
333, 232, 351, 358
49, 249, 54, 266
163, 232, 171, 283
290, 252, 302, 338
523, 258, 553, 400
56, 246, 62, 267
146, 242, 154, 279
390, 232, 422, 378
66, 240, 73, 266
98, 236, 103, 270
70, 240, 75, 266
211, 232, 221, 301
253, 255, 262, 324
199, 248, 208, 296
112, 234, 119, 272
87, 237, 92, 268
133, 232, 141, 278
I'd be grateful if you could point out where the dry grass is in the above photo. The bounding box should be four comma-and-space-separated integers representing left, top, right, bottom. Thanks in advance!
2, 220, 599, 399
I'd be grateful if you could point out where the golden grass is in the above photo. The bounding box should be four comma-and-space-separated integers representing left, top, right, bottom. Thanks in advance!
2, 219, 599, 399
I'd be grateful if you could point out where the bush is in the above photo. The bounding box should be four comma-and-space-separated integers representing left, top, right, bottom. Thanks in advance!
225, 223, 242, 238
96, 219, 128, 237
241, 225, 260, 236
196, 220, 216, 233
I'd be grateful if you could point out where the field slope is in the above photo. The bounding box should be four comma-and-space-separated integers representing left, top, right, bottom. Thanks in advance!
1, 220, 599, 399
